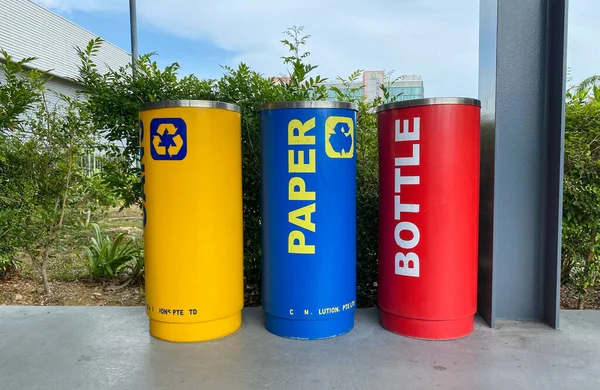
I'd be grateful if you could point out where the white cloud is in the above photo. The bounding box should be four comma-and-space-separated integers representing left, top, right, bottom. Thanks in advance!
33, 0, 599, 97
136, 0, 480, 97
33, 0, 124, 13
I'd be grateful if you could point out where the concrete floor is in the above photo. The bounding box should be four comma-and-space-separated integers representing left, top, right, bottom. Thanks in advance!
0, 308, 599, 390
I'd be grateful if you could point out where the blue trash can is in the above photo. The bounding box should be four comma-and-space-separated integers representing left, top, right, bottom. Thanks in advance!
259, 101, 358, 339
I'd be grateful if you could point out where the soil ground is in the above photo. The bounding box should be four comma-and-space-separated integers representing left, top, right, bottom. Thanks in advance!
1, 206, 599, 310
2, 278, 597, 309
560, 284, 600, 310
0, 206, 146, 307
0, 278, 145, 306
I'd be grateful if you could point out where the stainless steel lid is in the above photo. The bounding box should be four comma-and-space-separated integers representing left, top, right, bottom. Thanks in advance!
259, 101, 359, 111
375, 97, 481, 113
140, 99, 241, 113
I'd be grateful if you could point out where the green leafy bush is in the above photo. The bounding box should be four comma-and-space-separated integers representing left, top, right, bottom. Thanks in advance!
0, 49, 49, 134
0, 254, 21, 281
75, 38, 216, 209
3, 24, 600, 308
562, 76, 600, 308
328, 71, 407, 306
83, 223, 141, 281
122, 251, 145, 285
73, 26, 411, 306
1, 50, 104, 293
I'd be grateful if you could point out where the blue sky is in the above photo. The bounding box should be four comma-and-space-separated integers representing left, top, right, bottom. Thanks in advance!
33, 0, 599, 98
35, 2, 234, 79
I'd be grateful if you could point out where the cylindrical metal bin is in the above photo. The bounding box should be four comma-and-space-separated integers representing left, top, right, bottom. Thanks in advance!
376, 97, 481, 340
259, 101, 358, 340
140, 100, 244, 342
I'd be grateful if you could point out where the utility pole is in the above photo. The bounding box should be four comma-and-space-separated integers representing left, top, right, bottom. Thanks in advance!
129, 0, 139, 75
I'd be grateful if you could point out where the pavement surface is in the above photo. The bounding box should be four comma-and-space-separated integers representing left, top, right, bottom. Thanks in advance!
0, 307, 599, 389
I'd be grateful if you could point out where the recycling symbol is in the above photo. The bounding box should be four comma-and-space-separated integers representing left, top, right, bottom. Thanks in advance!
328, 122, 353, 156
153, 123, 184, 156
325, 116, 354, 158
149, 117, 187, 161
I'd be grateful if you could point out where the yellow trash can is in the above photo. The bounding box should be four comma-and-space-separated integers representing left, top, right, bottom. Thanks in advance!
139, 100, 243, 342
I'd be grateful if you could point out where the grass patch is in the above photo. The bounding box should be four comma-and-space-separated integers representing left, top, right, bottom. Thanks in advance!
14, 206, 144, 284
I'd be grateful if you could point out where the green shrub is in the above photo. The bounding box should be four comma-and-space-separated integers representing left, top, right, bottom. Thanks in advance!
121, 250, 145, 285
3, 25, 600, 308
562, 76, 600, 308
48, 252, 88, 282
75, 38, 216, 209
82, 223, 141, 281
328, 70, 407, 307
0, 255, 21, 281
74, 26, 412, 306
75, 27, 334, 301
2, 48, 118, 293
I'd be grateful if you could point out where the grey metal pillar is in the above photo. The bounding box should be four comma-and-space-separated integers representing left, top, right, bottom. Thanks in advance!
478, 0, 568, 328
129, 0, 139, 73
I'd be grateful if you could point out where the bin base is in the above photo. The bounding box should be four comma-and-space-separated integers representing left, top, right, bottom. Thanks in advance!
149, 311, 242, 343
379, 311, 473, 340
265, 312, 354, 340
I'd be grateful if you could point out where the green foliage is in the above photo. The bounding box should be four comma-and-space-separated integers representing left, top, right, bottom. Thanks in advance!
75, 26, 329, 298
276, 25, 328, 101
0, 50, 107, 292
48, 252, 88, 282
0, 254, 20, 281
121, 250, 145, 285
0, 49, 50, 134
0, 52, 48, 275
5, 24, 600, 309
71, 26, 417, 306
78, 172, 120, 212
3, 24, 600, 310
75, 37, 216, 208
82, 223, 141, 281
214, 63, 280, 287
328, 70, 403, 306
4, 97, 98, 292
562, 75, 600, 308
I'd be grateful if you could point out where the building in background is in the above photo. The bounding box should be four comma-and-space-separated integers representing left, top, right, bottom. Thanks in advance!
324, 70, 424, 102
271, 71, 424, 103
272, 76, 291, 84
0, 0, 131, 107
0, 0, 132, 174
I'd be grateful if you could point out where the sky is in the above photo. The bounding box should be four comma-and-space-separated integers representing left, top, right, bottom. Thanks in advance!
33, 0, 599, 98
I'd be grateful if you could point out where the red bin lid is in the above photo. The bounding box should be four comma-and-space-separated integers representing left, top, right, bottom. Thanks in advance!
375, 97, 481, 113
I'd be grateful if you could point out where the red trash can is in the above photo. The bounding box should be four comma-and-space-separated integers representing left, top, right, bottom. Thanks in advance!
376, 97, 481, 340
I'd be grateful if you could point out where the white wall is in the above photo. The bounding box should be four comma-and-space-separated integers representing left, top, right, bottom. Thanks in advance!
0, 68, 83, 109
0, 0, 131, 81
0, 0, 132, 114
0, 0, 130, 152
41, 75, 83, 108
1, 65, 85, 131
